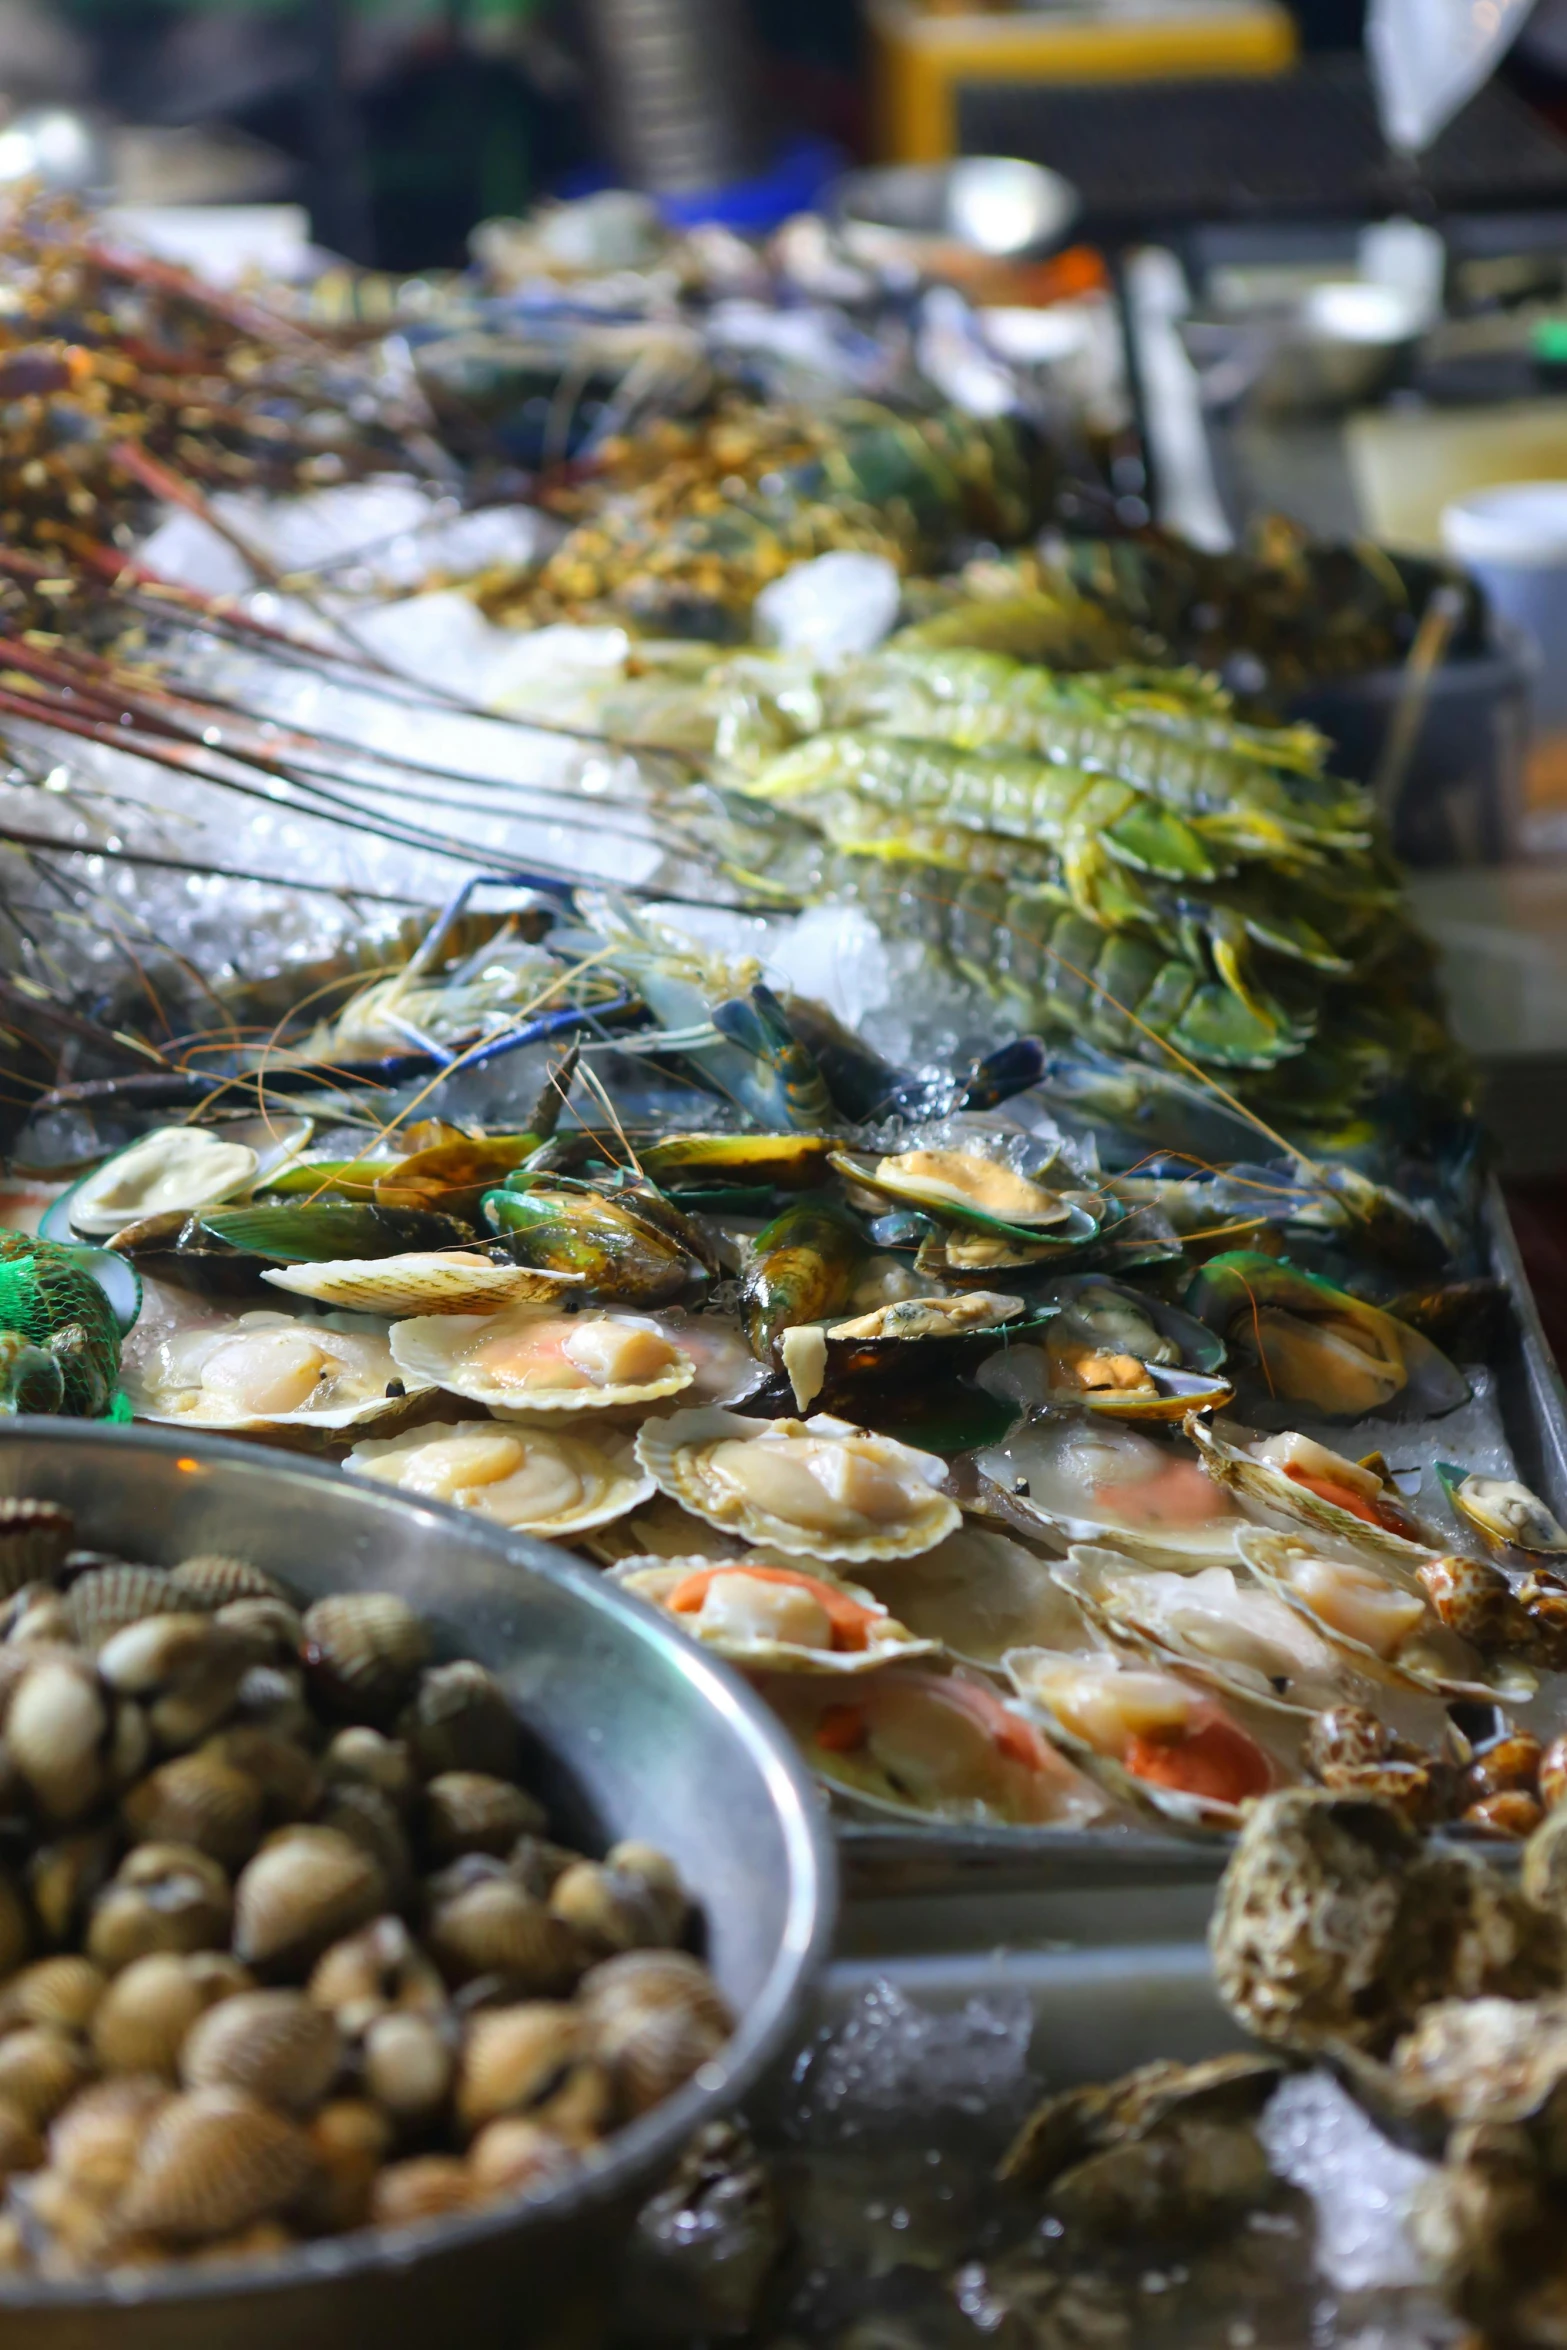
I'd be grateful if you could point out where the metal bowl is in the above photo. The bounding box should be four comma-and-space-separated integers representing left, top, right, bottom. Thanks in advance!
0, 1421, 835, 2350
831, 156, 1080, 274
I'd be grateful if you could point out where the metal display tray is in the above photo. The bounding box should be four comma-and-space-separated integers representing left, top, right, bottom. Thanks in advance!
836, 1177, 1567, 1918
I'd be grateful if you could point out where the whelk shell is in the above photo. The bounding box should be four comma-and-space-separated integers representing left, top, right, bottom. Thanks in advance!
391, 1306, 695, 1414
264, 1252, 579, 1318
181, 1990, 341, 2111
610, 1554, 939, 1673
118, 2087, 315, 2242
347, 1419, 652, 1540
635, 1409, 959, 1565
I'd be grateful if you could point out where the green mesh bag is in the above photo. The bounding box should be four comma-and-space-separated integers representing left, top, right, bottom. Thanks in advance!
0, 1239, 125, 1418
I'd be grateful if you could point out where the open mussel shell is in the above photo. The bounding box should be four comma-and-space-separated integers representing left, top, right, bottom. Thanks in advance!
369, 1132, 542, 1220
1236, 1527, 1536, 1704
262, 1251, 579, 1318
1187, 1416, 1439, 1566
1436, 1463, 1567, 1562
856, 1527, 1101, 1670
390, 1307, 696, 1414
1184, 1251, 1468, 1421
1003, 1645, 1293, 1834
1057, 1546, 1371, 1717
482, 1185, 701, 1305
827, 1142, 1088, 1245
910, 1204, 1107, 1277
609, 1554, 940, 1673
972, 1410, 1247, 1566
635, 1407, 960, 1564
201, 1202, 477, 1265
760, 1662, 1111, 1826
638, 1133, 836, 1190
53, 1116, 313, 1241
346, 1417, 652, 1537
124, 1310, 433, 1437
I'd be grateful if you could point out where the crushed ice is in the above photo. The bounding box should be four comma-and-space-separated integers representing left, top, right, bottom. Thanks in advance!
1259, 2071, 1435, 2295
785, 1979, 1034, 2144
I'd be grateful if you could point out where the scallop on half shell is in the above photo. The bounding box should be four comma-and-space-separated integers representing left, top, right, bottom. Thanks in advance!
263, 1253, 580, 1318
125, 1311, 428, 1433
1058, 1545, 1372, 1716
635, 1408, 959, 1564
973, 1412, 1246, 1567
1236, 1527, 1535, 1704
1003, 1646, 1291, 1833
346, 1418, 651, 1538
1186, 1417, 1439, 1567
856, 1527, 1099, 1671
609, 1554, 938, 1673
390, 1306, 696, 1414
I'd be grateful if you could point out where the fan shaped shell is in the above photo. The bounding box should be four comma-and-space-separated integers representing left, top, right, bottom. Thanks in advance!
347, 1418, 651, 1537
263, 1253, 579, 1317
390, 1307, 695, 1413
610, 1554, 938, 1673
635, 1408, 959, 1564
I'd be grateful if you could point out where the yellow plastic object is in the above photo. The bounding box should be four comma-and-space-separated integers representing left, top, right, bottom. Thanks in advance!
870, 0, 1299, 164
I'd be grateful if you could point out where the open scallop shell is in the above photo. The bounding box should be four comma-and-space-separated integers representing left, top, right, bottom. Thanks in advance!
608, 1554, 939, 1673
761, 1663, 1111, 1826
634, 1407, 960, 1564
1187, 1416, 1439, 1566
973, 1411, 1246, 1567
856, 1527, 1102, 1670
390, 1307, 696, 1414
262, 1252, 580, 1317
1436, 1464, 1567, 1562
1003, 1645, 1293, 1832
1058, 1546, 1369, 1716
346, 1417, 650, 1537
124, 1309, 428, 1433
1236, 1527, 1535, 1704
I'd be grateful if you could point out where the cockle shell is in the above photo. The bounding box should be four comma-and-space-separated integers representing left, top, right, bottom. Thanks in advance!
126, 1311, 431, 1433
391, 1306, 696, 1415
1238, 1528, 1535, 1703
65, 1565, 182, 1651
0, 1956, 106, 2038
1058, 1546, 1369, 1716
232, 1829, 387, 1972
92, 1950, 252, 2078
7, 1657, 107, 1823
420, 1771, 546, 1862
1188, 1417, 1437, 1565
168, 1555, 291, 1610
610, 1554, 939, 1673
635, 1409, 959, 1565
467, 2117, 578, 2196
1004, 1646, 1287, 1831
347, 1420, 653, 1540
0, 1500, 73, 1594
362, 2009, 453, 2122
0, 2027, 92, 2127
763, 1663, 1108, 1828
455, 2003, 599, 2135
86, 1846, 233, 1973
398, 1661, 518, 1781
300, 1593, 430, 1723
577, 1950, 733, 2115
121, 1751, 266, 1869
425, 1879, 582, 1994
547, 1854, 685, 1958
70, 1128, 262, 1238
369, 2155, 475, 2228
49, 2076, 167, 2196
264, 1252, 580, 1318
974, 1412, 1246, 1566
181, 1990, 341, 2112
307, 1917, 446, 2034
323, 1727, 416, 1809
118, 2087, 315, 2242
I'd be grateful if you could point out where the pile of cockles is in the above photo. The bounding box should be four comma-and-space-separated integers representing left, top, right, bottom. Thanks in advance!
0, 1495, 729, 2277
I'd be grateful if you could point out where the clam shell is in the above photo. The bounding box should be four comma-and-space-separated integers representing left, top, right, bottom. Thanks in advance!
370, 2155, 475, 2228
126, 1310, 433, 1434
85, 1845, 232, 1973
301, 1593, 430, 1723
1437, 1464, 1567, 1561
306, 1918, 446, 2029
362, 2011, 452, 2121
426, 1879, 582, 1994
92, 1951, 252, 2077
1237, 1528, 1534, 1703
762, 1662, 1109, 1827
398, 1662, 518, 1781
610, 1554, 939, 1673
855, 1527, 1100, 1670
0, 2026, 93, 2127
1187, 1415, 1438, 1565
1058, 1546, 1368, 1716
390, 1306, 696, 1414
420, 1772, 547, 1863
577, 1951, 732, 2116
69, 1127, 263, 1238
0, 1499, 73, 1595
118, 2087, 315, 2242
121, 1752, 266, 1870
263, 1252, 580, 1318
0, 1956, 106, 2038
49, 2076, 167, 2196
7, 1658, 107, 1823
1003, 1645, 1292, 1833
635, 1408, 959, 1565
232, 1829, 387, 1972
181, 1990, 341, 2112
168, 1555, 292, 1610
66, 1565, 181, 1651
973, 1411, 1246, 1566
347, 1419, 653, 1540
456, 2002, 586, 2133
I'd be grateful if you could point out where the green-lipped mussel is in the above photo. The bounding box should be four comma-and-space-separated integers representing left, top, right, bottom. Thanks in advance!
482, 1183, 703, 1305
1185, 1252, 1468, 1420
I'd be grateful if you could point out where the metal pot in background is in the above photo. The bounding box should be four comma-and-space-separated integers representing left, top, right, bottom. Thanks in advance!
1179, 278, 1430, 419
580, 0, 762, 197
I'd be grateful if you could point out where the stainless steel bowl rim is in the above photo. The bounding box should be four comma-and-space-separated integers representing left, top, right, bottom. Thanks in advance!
0, 1420, 836, 2311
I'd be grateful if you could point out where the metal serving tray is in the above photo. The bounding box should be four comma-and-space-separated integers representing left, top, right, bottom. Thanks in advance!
835, 1177, 1567, 1918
